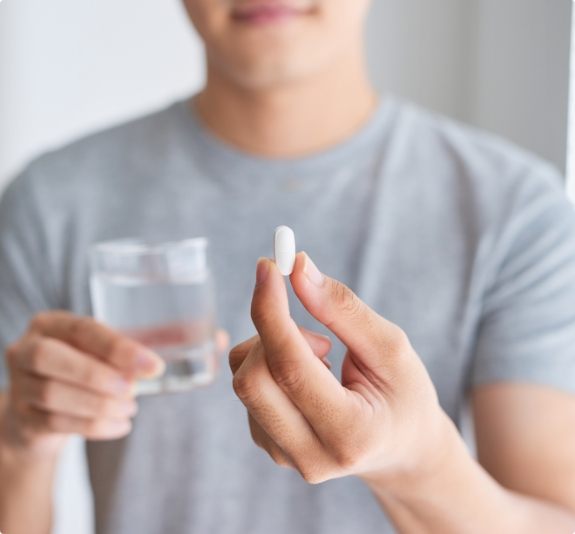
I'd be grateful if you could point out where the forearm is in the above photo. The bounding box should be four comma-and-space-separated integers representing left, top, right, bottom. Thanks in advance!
0, 393, 59, 534
364, 417, 575, 534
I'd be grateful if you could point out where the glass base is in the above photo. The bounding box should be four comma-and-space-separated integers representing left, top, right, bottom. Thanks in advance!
136, 340, 216, 395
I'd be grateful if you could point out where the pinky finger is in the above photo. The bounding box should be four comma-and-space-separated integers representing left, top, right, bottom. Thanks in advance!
24, 407, 132, 441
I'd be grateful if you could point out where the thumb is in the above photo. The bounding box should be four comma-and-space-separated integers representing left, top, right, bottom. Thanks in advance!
290, 252, 408, 368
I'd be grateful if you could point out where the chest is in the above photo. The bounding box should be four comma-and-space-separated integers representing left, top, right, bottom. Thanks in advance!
62, 173, 479, 418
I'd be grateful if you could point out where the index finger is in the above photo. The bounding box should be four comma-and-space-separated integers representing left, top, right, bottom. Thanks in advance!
15, 336, 133, 397
251, 259, 349, 435
29, 311, 164, 378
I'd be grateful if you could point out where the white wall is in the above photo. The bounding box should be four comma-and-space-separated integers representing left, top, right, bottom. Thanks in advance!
568, 0, 575, 202
467, 0, 571, 174
0, 2, 572, 534
366, 0, 474, 122
0, 0, 205, 182
365, 0, 572, 173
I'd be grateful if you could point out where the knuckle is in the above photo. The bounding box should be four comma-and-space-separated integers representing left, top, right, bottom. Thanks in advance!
44, 412, 61, 431
6, 388, 30, 416
249, 430, 262, 449
332, 447, 360, 472
78, 364, 99, 388
250, 303, 270, 330
37, 381, 57, 406
232, 372, 260, 403
330, 280, 363, 318
269, 448, 290, 468
362, 307, 380, 333
228, 345, 246, 373
248, 414, 266, 447
5, 342, 19, 365
388, 325, 411, 354
85, 418, 107, 436
69, 316, 95, 344
84, 420, 99, 436
29, 312, 50, 332
28, 338, 49, 370
94, 397, 114, 418
13, 396, 30, 417
110, 336, 134, 361
84, 418, 129, 438
250, 309, 291, 345
269, 359, 305, 394
228, 345, 242, 362
330, 433, 371, 472
276, 456, 292, 469
297, 463, 327, 485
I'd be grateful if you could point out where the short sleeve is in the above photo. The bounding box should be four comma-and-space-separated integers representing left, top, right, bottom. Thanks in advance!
471, 166, 575, 393
0, 165, 58, 389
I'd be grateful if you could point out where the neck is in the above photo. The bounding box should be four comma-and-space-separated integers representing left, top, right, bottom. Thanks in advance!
192, 47, 378, 158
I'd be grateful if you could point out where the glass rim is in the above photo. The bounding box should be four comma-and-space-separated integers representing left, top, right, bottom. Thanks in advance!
91, 237, 209, 256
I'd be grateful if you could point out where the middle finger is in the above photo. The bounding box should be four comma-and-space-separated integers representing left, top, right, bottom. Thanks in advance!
18, 373, 138, 420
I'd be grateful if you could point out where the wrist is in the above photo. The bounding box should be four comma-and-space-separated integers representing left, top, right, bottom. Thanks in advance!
360, 411, 471, 501
360, 412, 515, 528
0, 394, 65, 464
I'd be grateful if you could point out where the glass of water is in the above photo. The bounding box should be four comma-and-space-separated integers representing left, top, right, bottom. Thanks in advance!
90, 238, 217, 395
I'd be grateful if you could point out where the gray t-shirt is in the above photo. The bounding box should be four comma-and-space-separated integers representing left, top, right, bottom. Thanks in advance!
1, 96, 575, 534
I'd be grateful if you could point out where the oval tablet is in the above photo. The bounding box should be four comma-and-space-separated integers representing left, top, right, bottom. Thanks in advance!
274, 226, 296, 276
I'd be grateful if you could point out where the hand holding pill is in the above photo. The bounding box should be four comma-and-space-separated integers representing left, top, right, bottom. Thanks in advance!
229, 232, 457, 492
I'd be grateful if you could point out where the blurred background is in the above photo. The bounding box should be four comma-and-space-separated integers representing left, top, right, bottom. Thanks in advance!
0, 0, 573, 532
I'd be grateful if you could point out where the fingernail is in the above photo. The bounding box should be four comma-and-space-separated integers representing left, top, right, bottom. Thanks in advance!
121, 400, 139, 417
112, 377, 131, 395
303, 253, 325, 287
136, 350, 165, 376
308, 331, 331, 343
256, 258, 269, 286
108, 419, 132, 434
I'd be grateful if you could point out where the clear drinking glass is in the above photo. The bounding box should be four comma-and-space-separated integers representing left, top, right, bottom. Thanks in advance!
89, 238, 217, 395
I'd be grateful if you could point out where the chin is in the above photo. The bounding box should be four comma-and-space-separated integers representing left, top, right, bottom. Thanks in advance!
215, 41, 333, 89
226, 63, 308, 90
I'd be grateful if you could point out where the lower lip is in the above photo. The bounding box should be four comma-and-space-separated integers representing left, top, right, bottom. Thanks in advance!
232, 7, 304, 25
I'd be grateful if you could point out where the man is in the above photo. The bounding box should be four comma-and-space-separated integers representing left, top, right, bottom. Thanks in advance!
1, 0, 575, 532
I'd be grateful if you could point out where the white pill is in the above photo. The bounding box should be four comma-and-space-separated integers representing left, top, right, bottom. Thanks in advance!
274, 225, 296, 276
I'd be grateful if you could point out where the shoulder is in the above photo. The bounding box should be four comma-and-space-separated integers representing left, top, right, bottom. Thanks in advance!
391, 98, 563, 184
3, 99, 184, 203
387, 98, 567, 224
